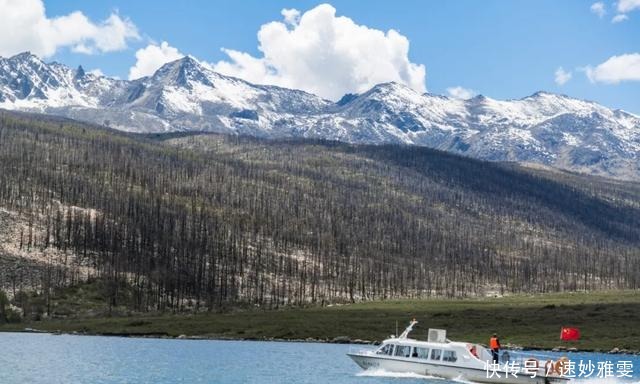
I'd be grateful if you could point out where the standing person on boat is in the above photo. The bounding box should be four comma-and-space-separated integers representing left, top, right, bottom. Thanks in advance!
489, 333, 501, 363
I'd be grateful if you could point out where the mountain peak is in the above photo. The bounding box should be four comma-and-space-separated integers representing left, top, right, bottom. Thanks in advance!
75, 65, 86, 79
165, 55, 204, 71
524, 90, 570, 100
520, 91, 603, 108
363, 82, 423, 100
468, 94, 489, 102
151, 55, 214, 88
10, 51, 37, 59
530, 90, 552, 97
370, 81, 408, 91
8, 51, 43, 65
182, 55, 200, 64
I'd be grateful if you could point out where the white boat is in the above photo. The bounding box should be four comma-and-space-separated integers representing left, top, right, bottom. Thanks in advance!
347, 320, 570, 384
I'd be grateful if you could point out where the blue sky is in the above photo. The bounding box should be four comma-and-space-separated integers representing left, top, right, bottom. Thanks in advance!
5, 0, 640, 113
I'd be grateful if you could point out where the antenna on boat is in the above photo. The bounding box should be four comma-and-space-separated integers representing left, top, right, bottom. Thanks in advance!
395, 321, 398, 338
398, 319, 418, 339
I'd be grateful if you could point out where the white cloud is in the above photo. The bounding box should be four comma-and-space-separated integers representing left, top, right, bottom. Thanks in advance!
613, 0, 640, 21
281, 8, 301, 26
446, 86, 476, 100
554, 67, 572, 86
612, 13, 629, 22
617, 0, 640, 13
128, 41, 184, 80
585, 53, 640, 83
211, 3, 426, 100
0, 0, 139, 58
88, 68, 104, 77
590, 2, 606, 17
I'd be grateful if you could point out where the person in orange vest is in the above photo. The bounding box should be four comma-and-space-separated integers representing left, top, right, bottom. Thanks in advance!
489, 333, 501, 363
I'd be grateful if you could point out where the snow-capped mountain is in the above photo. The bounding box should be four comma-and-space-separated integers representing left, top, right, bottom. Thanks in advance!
1, 52, 639, 180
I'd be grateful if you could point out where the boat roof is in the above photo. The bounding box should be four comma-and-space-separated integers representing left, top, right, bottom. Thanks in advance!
382, 337, 470, 348
380, 320, 481, 350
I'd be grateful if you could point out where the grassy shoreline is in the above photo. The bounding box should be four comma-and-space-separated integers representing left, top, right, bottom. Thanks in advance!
2, 290, 639, 353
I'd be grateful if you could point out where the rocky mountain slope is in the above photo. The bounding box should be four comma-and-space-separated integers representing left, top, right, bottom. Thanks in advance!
1, 52, 638, 180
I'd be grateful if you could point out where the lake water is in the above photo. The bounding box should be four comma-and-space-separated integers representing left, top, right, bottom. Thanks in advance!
1, 332, 639, 384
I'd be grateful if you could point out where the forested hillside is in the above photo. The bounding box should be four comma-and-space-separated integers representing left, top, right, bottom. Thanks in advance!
0, 110, 639, 316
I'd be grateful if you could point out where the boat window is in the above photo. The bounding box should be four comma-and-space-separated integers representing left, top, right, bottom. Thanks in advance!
377, 344, 394, 355
414, 347, 429, 359
395, 345, 411, 358
431, 349, 442, 361
443, 350, 458, 362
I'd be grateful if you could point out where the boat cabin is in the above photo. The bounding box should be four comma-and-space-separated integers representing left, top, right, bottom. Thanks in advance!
375, 326, 494, 365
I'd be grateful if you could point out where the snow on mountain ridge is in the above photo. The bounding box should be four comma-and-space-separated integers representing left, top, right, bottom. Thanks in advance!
0, 52, 638, 180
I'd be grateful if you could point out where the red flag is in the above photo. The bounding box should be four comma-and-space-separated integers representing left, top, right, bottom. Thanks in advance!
560, 327, 581, 341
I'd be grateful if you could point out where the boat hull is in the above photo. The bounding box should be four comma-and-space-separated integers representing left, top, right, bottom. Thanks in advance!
347, 353, 568, 384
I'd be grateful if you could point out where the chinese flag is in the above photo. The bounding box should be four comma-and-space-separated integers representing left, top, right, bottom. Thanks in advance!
560, 327, 581, 341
